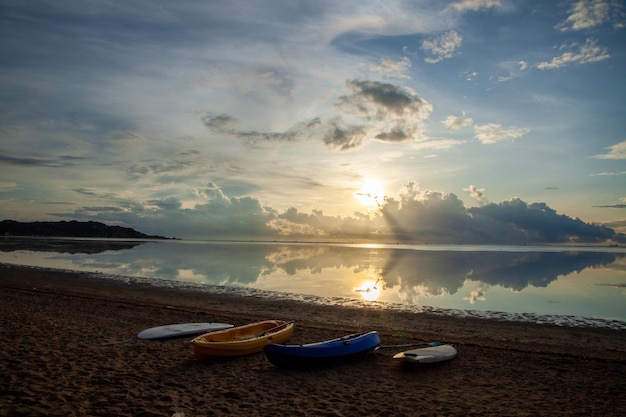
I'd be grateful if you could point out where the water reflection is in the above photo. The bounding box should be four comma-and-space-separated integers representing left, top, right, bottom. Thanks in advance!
0, 237, 144, 254
1, 239, 625, 323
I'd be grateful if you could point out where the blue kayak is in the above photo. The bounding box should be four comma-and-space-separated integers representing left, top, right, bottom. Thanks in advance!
264, 331, 381, 368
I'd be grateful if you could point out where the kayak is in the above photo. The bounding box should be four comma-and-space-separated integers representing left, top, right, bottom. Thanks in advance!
191, 320, 294, 359
264, 331, 381, 368
137, 322, 233, 340
393, 344, 457, 363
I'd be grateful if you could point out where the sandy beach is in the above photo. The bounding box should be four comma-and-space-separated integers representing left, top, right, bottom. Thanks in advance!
1, 263, 625, 417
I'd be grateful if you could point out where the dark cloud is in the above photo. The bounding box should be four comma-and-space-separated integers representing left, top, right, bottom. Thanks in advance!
375, 128, 411, 142
334, 80, 431, 145
375, 183, 625, 244
59, 181, 625, 244
338, 80, 423, 117
470, 199, 620, 243
73, 188, 98, 196
380, 186, 471, 242
0, 154, 85, 167
202, 79, 431, 151
148, 197, 181, 210
202, 113, 238, 130
322, 118, 366, 150
128, 159, 195, 176
203, 113, 321, 146
593, 204, 626, 209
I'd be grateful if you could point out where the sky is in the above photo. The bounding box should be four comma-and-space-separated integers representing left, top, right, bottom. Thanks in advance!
1, 0, 625, 243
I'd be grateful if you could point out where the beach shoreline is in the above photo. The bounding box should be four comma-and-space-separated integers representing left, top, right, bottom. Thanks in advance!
2, 263, 625, 416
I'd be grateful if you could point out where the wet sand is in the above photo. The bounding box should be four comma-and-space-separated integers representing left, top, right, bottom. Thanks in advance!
1, 263, 625, 416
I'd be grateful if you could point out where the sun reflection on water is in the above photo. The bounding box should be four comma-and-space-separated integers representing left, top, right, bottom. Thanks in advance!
355, 279, 383, 301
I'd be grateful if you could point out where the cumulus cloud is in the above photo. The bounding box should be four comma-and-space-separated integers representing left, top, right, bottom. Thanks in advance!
468, 199, 622, 243
445, 0, 502, 13
465, 184, 489, 206
422, 31, 463, 63
464, 287, 487, 304
593, 140, 626, 159
380, 183, 471, 241
369, 57, 412, 79
474, 123, 530, 144
58, 181, 625, 244
377, 183, 624, 244
537, 39, 610, 69
442, 111, 473, 130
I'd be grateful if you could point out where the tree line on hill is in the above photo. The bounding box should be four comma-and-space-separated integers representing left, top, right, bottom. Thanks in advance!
0, 220, 170, 239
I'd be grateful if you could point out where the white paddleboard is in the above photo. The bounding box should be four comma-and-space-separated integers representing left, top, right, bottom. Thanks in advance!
137, 322, 233, 340
393, 344, 457, 363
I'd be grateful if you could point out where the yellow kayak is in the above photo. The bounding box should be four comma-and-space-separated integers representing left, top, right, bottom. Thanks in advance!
191, 320, 294, 359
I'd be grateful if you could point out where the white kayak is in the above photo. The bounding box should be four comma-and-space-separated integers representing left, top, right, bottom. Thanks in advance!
137, 322, 233, 340
393, 344, 457, 363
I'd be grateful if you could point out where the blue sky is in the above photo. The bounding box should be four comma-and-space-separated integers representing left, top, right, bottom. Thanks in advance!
1, 0, 625, 243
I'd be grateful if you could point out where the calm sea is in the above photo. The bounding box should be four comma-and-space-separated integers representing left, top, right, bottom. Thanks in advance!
2, 238, 625, 329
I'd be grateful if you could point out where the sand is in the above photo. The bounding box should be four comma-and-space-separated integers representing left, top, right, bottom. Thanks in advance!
1, 263, 625, 417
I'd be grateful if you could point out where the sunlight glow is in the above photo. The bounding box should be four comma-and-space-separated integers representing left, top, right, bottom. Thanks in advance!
354, 178, 385, 208
355, 279, 382, 301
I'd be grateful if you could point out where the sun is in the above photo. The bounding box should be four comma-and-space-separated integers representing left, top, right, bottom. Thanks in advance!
354, 178, 385, 208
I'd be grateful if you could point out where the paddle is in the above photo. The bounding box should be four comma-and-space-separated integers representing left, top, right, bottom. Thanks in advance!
374, 341, 441, 351
256, 321, 294, 338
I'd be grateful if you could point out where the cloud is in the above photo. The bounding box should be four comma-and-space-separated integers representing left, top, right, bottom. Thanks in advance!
591, 171, 626, 176
201, 80, 432, 151
64, 183, 279, 239
442, 111, 473, 130
147, 197, 182, 211
379, 184, 624, 244
322, 118, 368, 150
411, 139, 467, 151
461, 70, 479, 81
422, 31, 463, 64
369, 57, 412, 79
202, 113, 321, 146
0, 154, 86, 167
464, 287, 487, 304
337, 80, 430, 121
474, 123, 530, 144
55, 181, 625, 244
556, 0, 621, 31
537, 39, 610, 69
330, 80, 432, 149
593, 140, 626, 159
593, 204, 626, 209
464, 184, 489, 206
468, 199, 622, 243
446, 0, 502, 13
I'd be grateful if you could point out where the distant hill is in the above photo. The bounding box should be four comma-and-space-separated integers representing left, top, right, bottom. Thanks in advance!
0, 220, 170, 239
